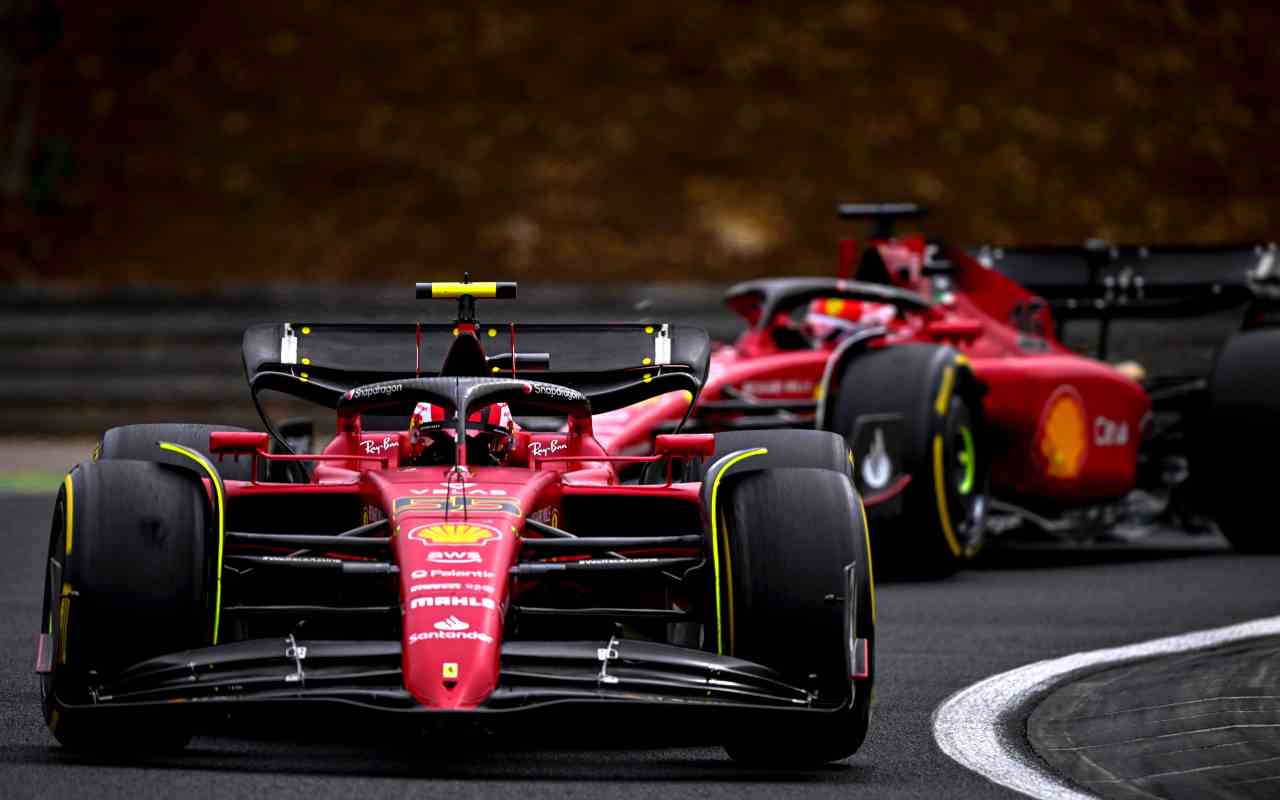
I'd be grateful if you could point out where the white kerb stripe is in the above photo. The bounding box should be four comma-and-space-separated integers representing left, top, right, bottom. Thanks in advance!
932, 614, 1280, 800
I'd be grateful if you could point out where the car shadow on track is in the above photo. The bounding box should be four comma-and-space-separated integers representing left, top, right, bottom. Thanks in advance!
971, 534, 1232, 572
19, 736, 868, 783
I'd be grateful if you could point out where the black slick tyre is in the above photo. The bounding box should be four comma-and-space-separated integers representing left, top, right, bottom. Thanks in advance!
98, 423, 258, 481
711, 467, 875, 765
39, 460, 214, 751
829, 344, 986, 577
1201, 328, 1280, 552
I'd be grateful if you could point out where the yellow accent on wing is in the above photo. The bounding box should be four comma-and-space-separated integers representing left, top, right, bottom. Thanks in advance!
429, 282, 499, 299
934, 365, 955, 417
931, 435, 963, 558
708, 447, 768, 655
159, 443, 226, 644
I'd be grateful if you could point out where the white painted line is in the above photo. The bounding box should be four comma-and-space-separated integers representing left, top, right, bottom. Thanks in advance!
931, 614, 1280, 799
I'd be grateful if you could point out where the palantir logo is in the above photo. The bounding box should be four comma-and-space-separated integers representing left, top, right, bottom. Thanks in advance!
434, 615, 469, 632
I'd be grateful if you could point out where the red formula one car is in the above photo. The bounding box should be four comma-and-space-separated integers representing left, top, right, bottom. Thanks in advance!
597, 204, 1280, 574
36, 282, 874, 765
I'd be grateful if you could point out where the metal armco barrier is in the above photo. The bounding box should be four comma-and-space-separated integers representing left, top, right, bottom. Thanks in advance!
3, 283, 737, 434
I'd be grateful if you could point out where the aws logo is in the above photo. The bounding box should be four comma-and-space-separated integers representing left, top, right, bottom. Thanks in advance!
408, 523, 501, 547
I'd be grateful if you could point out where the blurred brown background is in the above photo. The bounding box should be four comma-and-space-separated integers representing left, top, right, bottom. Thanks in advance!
2, 0, 1278, 286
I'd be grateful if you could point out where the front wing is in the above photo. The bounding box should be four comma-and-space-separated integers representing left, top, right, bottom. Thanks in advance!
41, 637, 870, 730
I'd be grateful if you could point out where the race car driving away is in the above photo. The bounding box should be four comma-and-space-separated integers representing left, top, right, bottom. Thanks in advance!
596, 203, 1280, 574
36, 281, 875, 766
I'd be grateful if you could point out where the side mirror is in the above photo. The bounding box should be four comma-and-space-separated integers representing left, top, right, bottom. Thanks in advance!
654, 434, 716, 459
209, 431, 270, 455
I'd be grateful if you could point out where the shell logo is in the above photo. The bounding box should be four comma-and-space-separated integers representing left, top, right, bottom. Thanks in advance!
408, 522, 500, 547
1037, 387, 1087, 479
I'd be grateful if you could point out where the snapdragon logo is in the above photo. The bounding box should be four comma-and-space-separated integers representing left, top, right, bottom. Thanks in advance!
526, 382, 581, 401
350, 383, 403, 400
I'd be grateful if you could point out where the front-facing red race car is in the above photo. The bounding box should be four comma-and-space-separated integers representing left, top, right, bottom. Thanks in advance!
595, 203, 1280, 576
36, 281, 875, 766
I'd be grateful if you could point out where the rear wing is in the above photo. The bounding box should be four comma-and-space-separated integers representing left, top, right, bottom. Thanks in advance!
242, 321, 711, 416
971, 242, 1278, 320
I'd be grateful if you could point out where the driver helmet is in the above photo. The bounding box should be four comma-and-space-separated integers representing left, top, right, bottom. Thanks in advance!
406, 401, 517, 466
806, 297, 896, 342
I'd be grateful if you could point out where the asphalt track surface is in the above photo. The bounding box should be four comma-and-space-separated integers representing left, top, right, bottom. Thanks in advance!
3, 491, 1280, 800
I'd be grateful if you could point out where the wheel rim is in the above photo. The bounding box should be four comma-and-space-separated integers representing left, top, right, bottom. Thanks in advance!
942, 396, 986, 555
954, 424, 976, 496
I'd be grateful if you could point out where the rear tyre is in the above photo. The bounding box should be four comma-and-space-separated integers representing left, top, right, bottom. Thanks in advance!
829, 345, 986, 577
713, 467, 875, 765
40, 460, 213, 750
1201, 329, 1280, 552
98, 423, 258, 481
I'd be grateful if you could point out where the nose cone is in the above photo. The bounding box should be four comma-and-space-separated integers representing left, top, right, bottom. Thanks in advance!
404, 604, 504, 708
396, 518, 515, 709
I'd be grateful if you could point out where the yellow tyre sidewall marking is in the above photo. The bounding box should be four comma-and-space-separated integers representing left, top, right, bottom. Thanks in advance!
932, 435, 963, 558
158, 443, 225, 644
858, 495, 876, 624
57, 474, 74, 667
934, 365, 956, 417
708, 448, 767, 655
63, 474, 74, 557
933, 359, 974, 560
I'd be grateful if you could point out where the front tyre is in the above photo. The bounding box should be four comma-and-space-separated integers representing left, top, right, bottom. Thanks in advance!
40, 460, 213, 750
712, 467, 875, 765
